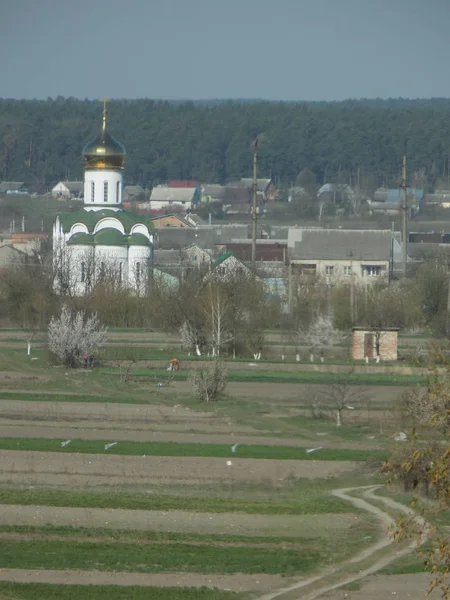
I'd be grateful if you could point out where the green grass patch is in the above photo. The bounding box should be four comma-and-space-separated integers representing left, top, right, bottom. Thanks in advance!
112, 367, 425, 386
0, 523, 328, 545
0, 487, 352, 515
0, 437, 388, 462
376, 488, 450, 526
0, 583, 240, 600
0, 538, 322, 575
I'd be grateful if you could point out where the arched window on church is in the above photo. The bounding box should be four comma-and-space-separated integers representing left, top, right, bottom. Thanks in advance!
103, 181, 108, 202
116, 181, 120, 203
91, 182, 95, 202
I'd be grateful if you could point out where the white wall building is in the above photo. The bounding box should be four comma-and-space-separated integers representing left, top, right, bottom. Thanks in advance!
53, 107, 154, 295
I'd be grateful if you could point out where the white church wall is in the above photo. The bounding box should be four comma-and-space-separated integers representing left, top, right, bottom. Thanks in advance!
128, 245, 151, 293
84, 170, 122, 210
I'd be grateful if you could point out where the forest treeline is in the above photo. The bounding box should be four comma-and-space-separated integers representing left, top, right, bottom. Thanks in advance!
2, 97, 450, 191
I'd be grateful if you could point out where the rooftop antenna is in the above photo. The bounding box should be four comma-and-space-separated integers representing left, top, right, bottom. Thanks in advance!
401, 143, 409, 277
251, 138, 258, 264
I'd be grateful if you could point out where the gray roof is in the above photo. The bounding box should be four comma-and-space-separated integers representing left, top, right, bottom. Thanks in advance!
290, 229, 393, 261
124, 185, 145, 196
150, 187, 197, 202
239, 178, 272, 192
202, 184, 226, 199
0, 181, 25, 192
156, 227, 215, 250
61, 181, 83, 193
185, 213, 205, 226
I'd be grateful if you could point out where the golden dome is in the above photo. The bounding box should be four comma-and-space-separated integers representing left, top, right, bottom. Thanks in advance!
82, 103, 126, 170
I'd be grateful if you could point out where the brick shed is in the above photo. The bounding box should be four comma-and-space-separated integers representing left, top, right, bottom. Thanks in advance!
352, 327, 399, 361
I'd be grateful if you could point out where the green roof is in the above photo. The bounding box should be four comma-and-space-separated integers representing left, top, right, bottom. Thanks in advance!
214, 250, 236, 266
128, 233, 151, 246
58, 209, 154, 234
66, 228, 151, 247
94, 229, 128, 246
67, 232, 94, 246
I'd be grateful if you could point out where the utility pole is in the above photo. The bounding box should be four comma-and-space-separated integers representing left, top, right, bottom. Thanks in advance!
251, 139, 258, 264
401, 148, 409, 277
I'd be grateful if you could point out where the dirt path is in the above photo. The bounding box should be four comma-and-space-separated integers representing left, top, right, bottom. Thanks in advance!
257, 485, 427, 600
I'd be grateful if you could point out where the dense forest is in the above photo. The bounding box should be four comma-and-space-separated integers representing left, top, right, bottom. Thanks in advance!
2, 97, 450, 191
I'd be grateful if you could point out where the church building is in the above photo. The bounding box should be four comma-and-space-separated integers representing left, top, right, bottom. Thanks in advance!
53, 104, 154, 295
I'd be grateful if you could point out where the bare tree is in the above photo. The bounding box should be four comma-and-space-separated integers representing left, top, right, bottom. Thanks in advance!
201, 281, 233, 357
317, 376, 368, 427
48, 304, 108, 367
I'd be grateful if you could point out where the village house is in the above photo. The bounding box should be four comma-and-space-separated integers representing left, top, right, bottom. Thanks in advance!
238, 178, 278, 201
149, 185, 201, 211
151, 214, 193, 229
0, 182, 28, 195
288, 228, 398, 283
201, 184, 226, 203
123, 185, 146, 202
210, 250, 251, 280
51, 181, 84, 200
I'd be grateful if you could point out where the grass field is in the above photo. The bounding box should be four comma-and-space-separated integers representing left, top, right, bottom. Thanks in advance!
0, 485, 356, 515
0, 331, 436, 598
0, 583, 240, 600
0, 437, 388, 461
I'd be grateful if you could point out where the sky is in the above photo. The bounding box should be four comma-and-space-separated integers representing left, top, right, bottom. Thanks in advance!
1, 0, 450, 101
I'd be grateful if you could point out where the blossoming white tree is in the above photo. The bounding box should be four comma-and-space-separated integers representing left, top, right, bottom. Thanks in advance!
48, 304, 108, 367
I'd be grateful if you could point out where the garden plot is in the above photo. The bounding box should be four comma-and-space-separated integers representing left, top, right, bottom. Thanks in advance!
0, 505, 362, 537
0, 450, 360, 489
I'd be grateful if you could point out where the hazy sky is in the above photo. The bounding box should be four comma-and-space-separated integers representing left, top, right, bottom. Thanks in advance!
2, 0, 449, 101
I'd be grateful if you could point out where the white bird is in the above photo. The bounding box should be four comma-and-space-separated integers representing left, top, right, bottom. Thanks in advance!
104, 442, 117, 451
346, 406, 355, 410
61, 440, 71, 448
231, 443, 240, 453
306, 447, 323, 454
226, 460, 233, 467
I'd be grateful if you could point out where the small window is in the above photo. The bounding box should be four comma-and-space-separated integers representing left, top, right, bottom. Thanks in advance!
136, 262, 141, 286
363, 265, 382, 277
343, 266, 352, 275
103, 181, 108, 202
81, 261, 86, 283
116, 181, 120, 203
91, 182, 95, 202
297, 264, 316, 276
325, 265, 334, 276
